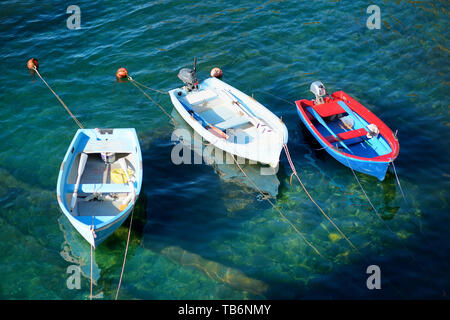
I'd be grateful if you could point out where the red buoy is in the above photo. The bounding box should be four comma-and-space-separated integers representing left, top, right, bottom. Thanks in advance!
116, 67, 129, 80
210, 67, 223, 79
27, 58, 38, 70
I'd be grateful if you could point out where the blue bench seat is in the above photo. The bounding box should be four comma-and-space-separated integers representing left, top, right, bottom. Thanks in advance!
214, 116, 249, 130
66, 184, 131, 193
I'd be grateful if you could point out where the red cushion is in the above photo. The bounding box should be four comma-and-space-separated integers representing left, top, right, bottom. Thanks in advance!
325, 128, 367, 143
313, 101, 346, 117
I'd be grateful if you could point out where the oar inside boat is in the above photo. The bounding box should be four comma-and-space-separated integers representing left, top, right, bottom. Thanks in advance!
178, 99, 229, 139
71, 152, 88, 211
220, 89, 273, 135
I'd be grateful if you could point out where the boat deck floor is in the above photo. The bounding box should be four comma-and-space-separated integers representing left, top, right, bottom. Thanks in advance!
315, 118, 389, 157
188, 93, 256, 143
80, 156, 120, 184
65, 154, 134, 217
65, 193, 125, 217
77, 199, 121, 216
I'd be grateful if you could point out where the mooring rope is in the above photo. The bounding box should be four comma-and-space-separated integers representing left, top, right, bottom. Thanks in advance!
345, 158, 437, 287
258, 90, 296, 106
345, 157, 381, 216
129, 77, 169, 95
115, 205, 135, 300
283, 144, 359, 253
391, 161, 407, 204
231, 155, 324, 258
90, 244, 93, 300
257, 90, 376, 252
128, 76, 178, 124
33, 66, 84, 129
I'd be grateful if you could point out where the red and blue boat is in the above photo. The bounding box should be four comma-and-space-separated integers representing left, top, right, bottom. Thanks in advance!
295, 82, 399, 181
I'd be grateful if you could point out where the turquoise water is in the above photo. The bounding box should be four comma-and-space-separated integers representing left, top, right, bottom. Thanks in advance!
1, 0, 449, 299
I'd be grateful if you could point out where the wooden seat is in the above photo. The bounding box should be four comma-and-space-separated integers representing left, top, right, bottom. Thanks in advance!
186, 89, 218, 105
325, 128, 367, 143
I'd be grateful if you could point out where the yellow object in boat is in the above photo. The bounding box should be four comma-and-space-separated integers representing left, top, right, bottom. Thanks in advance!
119, 203, 129, 211
111, 168, 134, 184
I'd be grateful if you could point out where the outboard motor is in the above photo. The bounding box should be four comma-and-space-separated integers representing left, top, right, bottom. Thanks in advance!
178, 58, 198, 92
310, 81, 327, 105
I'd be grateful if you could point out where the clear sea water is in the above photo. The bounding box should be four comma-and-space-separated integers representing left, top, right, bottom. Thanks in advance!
0, 0, 449, 299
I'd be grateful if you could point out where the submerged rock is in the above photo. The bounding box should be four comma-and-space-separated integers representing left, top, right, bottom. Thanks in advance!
160, 245, 269, 297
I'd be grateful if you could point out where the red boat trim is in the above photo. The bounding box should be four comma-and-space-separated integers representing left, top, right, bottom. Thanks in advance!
295, 91, 400, 163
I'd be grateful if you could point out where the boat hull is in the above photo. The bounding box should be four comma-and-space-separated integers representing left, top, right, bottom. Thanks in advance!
169, 77, 288, 167
295, 91, 399, 181
56, 128, 143, 247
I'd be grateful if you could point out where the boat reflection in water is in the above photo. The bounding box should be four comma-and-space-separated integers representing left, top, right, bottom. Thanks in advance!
170, 110, 281, 199
58, 192, 148, 299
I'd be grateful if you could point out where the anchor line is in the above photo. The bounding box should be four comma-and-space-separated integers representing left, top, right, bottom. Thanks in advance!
115, 203, 135, 300
344, 156, 410, 242
33, 67, 84, 129
284, 143, 408, 295
282, 143, 359, 253
89, 215, 96, 300
232, 91, 438, 294
231, 155, 324, 258
129, 77, 169, 95
128, 77, 178, 124
391, 161, 407, 204
90, 244, 93, 300
344, 157, 382, 219
257, 90, 296, 106
115, 75, 174, 299
345, 158, 437, 286
347, 160, 397, 237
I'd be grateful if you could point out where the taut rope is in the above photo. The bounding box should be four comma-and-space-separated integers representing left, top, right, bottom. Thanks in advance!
283, 144, 359, 253
90, 244, 93, 300
128, 76, 178, 124
129, 77, 169, 95
231, 155, 324, 258
115, 204, 136, 300
33, 66, 84, 129
391, 161, 407, 204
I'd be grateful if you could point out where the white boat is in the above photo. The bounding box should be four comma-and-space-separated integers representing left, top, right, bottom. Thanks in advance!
169, 67, 288, 167
56, 128, 143, 247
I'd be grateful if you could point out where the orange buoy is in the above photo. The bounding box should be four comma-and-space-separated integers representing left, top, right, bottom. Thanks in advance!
27, 58, 38, 70
116, 67, 129, 80
210, 67, 223, 79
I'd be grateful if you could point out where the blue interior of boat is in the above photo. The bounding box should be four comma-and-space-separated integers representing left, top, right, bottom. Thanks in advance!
307, 106, 392, 158
75, 215, 116, 226
178, 89, 251, 131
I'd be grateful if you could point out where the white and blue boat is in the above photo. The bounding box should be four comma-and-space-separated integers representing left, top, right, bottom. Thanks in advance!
169, 61, 288, 168
56, 128, 143, 247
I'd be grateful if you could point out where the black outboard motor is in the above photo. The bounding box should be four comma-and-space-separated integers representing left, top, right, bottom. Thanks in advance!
177, 58, 198, 92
